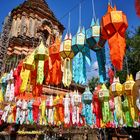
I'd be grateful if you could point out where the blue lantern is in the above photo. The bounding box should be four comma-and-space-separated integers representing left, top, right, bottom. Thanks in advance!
72, 27, 91, 85
86, 18, 106, 83
86, 19, 106, 51
82, 87, 93, 104
82, 87, 93, 126
72, 27, 86, 55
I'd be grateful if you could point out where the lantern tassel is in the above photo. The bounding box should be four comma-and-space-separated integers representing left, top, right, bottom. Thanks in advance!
108, 32, 126, 71
122, 97, 133, 127
62, 58, 72, 87
96, 48, 106, 83
84, 104, 93, 126
73, 52, 86, 84
20, 69, 30, 93
37, 60, 44, 85
102, 101, 110, 123
114, 96, 124, 126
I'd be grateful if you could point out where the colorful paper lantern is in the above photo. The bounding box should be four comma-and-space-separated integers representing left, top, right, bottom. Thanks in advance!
34, 40, 49, 61
99, 84, 109, 101
60, 33, 74, 87
23, 51, 35, 71
122, 97, 133, 127
64, 93, 70, 127
98, 84, 110, 123
124, 75, 139, 123
60, 33, 74, 59
45, 37, 62, 85
73, 90, 81, 106
82, 87, 93, 125
92, 85, 102, 127
110, 77, 124, 126
86, 18, 106, 83
82, 87, 93, 104
101, 4, 128, 70
72, 27, 91, 84
34, 40, 49, 85
110, 77, 123, 97
72, 27, 86, 55
123, 74, 135, 96
86, 19, 106, 50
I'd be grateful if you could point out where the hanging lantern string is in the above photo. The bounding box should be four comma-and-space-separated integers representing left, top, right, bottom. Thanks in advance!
79, 3, 82, 27
59, 0, 86, 21
92, 0, 96, 21
125, 56, 129, 75
16, 55, 19, 67
113, 66, 116, 77
67, 12, 71, 34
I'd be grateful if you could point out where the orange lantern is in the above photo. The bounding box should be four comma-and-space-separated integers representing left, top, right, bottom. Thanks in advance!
45, 37, 62, 85
101, 4, 128, 70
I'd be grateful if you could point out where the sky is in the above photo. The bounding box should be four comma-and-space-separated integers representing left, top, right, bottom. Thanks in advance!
0, 0, 139, 81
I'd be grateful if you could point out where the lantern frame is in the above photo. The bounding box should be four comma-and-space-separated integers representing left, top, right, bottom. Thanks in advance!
60, 33, 74, 59
110, 77, 123, 97
99, 84, 109, 101
72, 27, 86, 55
34, 41, 49, 61
82, 87, 93, 104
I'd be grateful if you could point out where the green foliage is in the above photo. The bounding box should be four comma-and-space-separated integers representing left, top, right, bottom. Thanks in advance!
88, 77, 99, 92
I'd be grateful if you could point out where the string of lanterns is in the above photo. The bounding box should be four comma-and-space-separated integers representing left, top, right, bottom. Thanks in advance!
0, 70, 140, 128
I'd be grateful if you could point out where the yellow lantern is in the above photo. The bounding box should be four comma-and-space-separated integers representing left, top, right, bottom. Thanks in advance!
110, 77, 123, 97
60, 33, 74, 59
123, 74, 135, 96
60, 33, 74, 87
34, 40, 49, 61
23, 51, 35, 71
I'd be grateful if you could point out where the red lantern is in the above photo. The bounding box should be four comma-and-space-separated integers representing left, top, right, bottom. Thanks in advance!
135, 0, 140, 17
101, 4, 128, 70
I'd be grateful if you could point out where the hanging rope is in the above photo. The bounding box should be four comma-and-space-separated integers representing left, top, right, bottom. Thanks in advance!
114, 66, 117, 77
92, 0, 96, 20
67, 12, 71, 34
79, 3, 82, 27
125, 56, 129, 75
59, 0, 86, 21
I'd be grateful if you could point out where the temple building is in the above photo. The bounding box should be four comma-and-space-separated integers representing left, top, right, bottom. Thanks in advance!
0, 0, 64, 75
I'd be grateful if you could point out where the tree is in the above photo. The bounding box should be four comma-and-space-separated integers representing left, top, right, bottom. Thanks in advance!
88, 77, 99, 92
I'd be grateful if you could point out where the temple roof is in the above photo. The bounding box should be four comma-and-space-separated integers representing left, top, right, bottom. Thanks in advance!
11, 0, 64, 32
